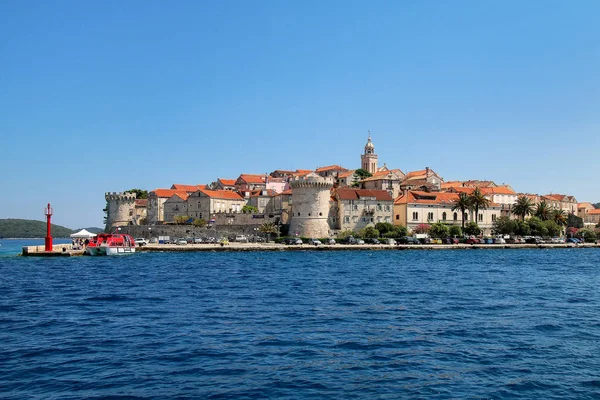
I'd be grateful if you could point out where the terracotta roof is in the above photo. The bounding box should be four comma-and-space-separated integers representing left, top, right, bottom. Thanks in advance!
405, 169, 428, 180
270, 170, 296, 175
335, 188, 393, 202
441, 181, 464, 189
218, 179, 236, 186
135, 199, 148, 206
588, 209, 600, 215
337, 170, 356, 179
151, 189, 190, 198
315, 165, 347, 173
171, 192, 189, 201
171, 184, 205, 191
578, 202, 595, 209
249, 189, 277, 197
198, 189, 245, 200
445, 187, 475, 194
480, 186, 516, 195
395, 190, 500, 207
238, 174, 267, 184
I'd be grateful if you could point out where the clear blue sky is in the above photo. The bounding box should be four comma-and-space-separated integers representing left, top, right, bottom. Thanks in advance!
1, 0, 598, 229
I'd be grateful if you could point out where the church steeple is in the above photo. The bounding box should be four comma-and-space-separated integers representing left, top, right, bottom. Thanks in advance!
360, 130, 378, 173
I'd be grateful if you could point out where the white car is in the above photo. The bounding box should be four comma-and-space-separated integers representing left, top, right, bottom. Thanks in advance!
135, 238, 148, 246
175, 239, 187, 245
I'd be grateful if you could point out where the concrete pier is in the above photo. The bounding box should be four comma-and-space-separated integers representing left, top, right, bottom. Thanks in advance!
22, 243, 85, 257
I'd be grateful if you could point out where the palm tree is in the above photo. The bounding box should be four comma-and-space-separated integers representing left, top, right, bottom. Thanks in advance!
258, 222, 279, 243
512, 195, 534, 221
534, 201, 552, 221
451, 192, 472, 230
552, 209, 567, 234
468, 188, 491, 226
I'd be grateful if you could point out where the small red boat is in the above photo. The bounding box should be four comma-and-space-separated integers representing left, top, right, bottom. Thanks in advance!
86, 233, 137, 256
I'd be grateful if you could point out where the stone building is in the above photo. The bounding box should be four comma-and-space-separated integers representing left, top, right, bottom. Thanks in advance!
104, 191, 138, 231
147, 189, 189, 224
235, 174, 267, 196
288, 173, 334, 238
163, 193, 190, 222
332, 188, 394, 232
401, 167, 443, 192
394, 190, 501, 236
187, 189, 246, 220
360, 169, 405, 198
315, 165, 348, 179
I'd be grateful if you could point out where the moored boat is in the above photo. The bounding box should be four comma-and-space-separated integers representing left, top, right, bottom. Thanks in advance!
86, 233, 136, 256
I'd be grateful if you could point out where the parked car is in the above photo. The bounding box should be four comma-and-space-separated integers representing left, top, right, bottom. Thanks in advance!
567, 238, 580, 244
418, 237, 432, 244
398, 236, 420, 245
525, 237, 542, 244
386, 238, 397, 245
194, 238, 203, 244
356, 239, 365, 245
494, 237, 506, 244
366, 238, 381, 244
466, 237, 480, 244
328, 238, 336, 245
149, 237, 158, 244
442, 237, 459, 244
344, 236, 358, 244
309, 238, 322, 246
175, 238, 187, 245
234, 235, 248, 243
134, 238, 148, 246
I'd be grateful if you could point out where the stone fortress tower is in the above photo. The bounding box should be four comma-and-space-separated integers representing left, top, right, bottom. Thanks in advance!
105, 191, 137, 232
289, 173, 334, 238
361, 131, 379, 174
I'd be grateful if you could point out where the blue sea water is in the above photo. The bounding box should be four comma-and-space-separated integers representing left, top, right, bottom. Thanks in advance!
1, 246, 600, 399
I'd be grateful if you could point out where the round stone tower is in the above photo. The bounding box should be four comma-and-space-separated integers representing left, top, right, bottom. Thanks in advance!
105, 192, 137, 231
289, 173, 334, 238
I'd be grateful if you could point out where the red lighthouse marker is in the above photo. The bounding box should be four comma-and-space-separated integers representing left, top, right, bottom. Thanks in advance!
44, 203, 53, 252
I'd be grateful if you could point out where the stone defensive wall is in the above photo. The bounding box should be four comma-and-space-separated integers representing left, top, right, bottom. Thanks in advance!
118, 213, 281, 239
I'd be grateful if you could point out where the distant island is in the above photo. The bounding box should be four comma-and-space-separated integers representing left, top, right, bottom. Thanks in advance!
0, 219, 103, 238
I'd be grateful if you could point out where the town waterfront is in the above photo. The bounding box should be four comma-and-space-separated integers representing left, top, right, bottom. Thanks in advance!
2, 249, 600, 398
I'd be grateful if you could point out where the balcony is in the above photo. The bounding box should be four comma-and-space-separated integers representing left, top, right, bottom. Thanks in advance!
363, 208, 375, 215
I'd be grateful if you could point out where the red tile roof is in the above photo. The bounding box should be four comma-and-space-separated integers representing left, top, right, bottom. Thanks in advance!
238, 174, 267, 184
335, 188, 393, 201
171, 184, 205, 191
588, 209, 600, 215
395, 191, 460, 205
315, 165, 347, 173
135, 199, 148, 206
151, 189, 190, 198
198, 189, 245, 200
480, 186, 516, 195
218, 179, 236, 186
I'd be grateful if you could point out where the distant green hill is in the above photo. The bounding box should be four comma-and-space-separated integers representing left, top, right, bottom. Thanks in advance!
0, 219, 76, 238
77, 227, 104, 234
594, 202, 600, 209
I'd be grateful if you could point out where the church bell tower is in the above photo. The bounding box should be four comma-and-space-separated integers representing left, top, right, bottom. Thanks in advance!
360, 131, 378, 174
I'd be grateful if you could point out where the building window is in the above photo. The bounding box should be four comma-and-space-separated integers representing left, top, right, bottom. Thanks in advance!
464, 212, 469, 221
427, 212, 434, 221
453, 212, 457, 221
298, 212, 300, 216
319, 212, 322, 216
479, 214, 483, 221
412, 212, 418, 221
377, 204, 382, 211
442, 212, 446, 221
129, 210, 133, 216
492, 214, 496, 222
353, 205, 358, 210
308, 213, 311, 217
344, 216, 350, 223
396, 214, 399, 220
385, 205, 390, 211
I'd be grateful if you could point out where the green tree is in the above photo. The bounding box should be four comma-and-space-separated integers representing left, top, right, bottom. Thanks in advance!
448, 225, 462, 238
429, 222, 450, 239
193, 218, 206, 227
527, 216, 548, 237
514, 220, 531, 236
512, 195, 534, 221
542, 220, 561, 237
242, 205, 259, 213
492, 216, 517, 236
337, 230, 355, 239
464, 222, 481, 236
567, 213, 583, 229
577, 228, 597, 243
360, 226, 380, 238
451, 193, 472, 230
127, 189, 148, 199
375, 222, 394, 235
393, 225, 408, 237
354, 168, 372, 179
534, 201, 552, 221
259, 222, 279, 242
468, 188, 491, 225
